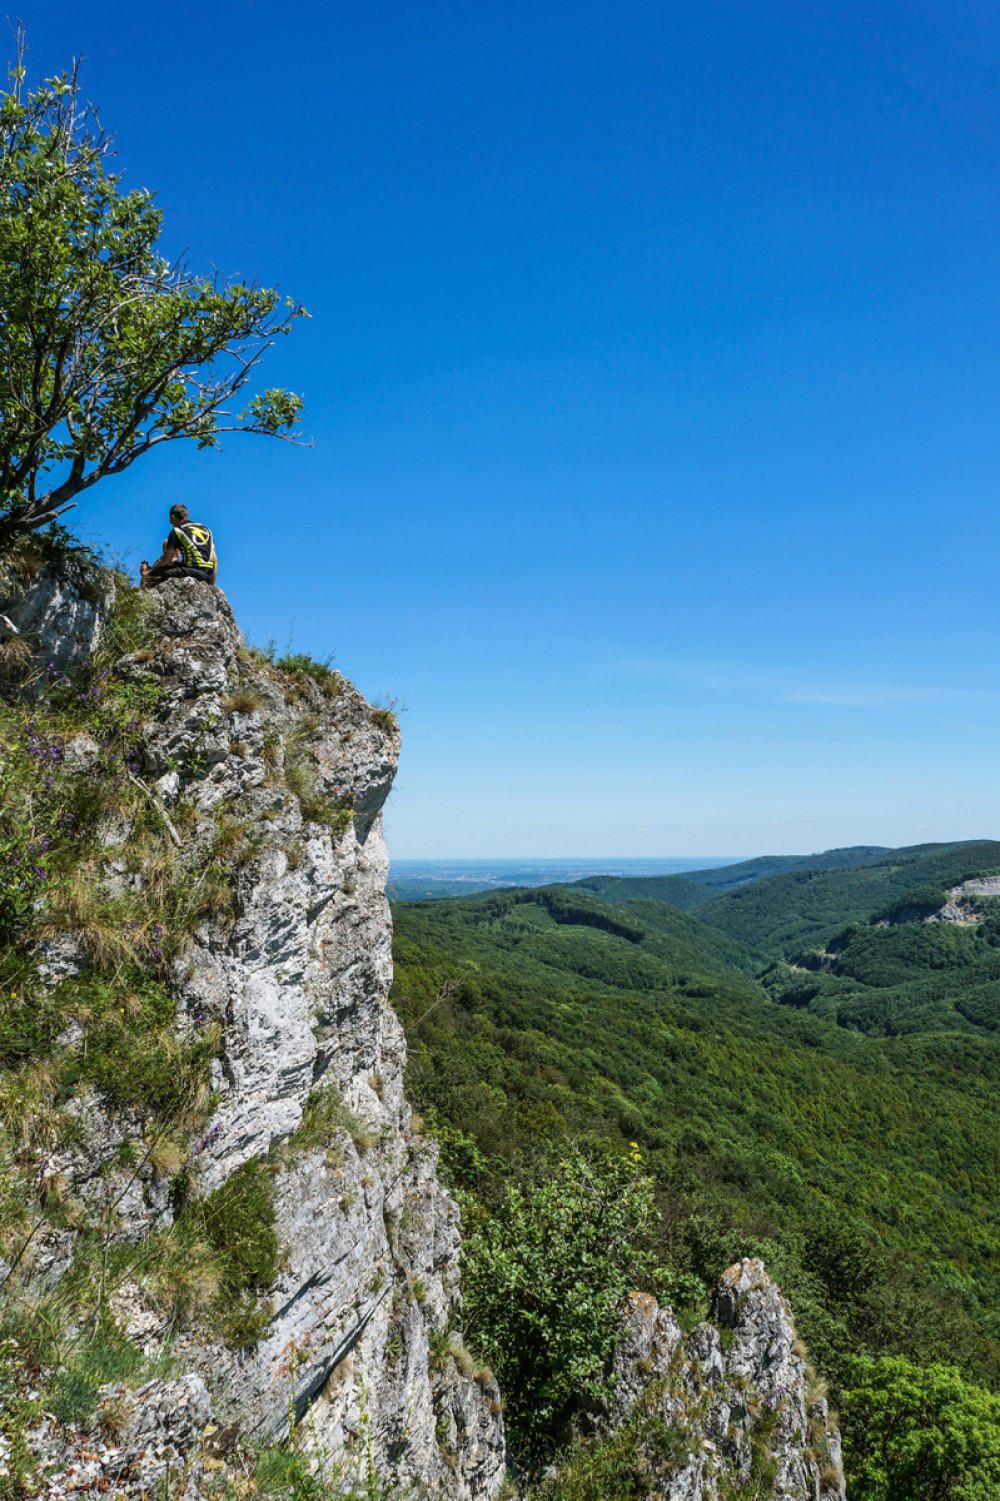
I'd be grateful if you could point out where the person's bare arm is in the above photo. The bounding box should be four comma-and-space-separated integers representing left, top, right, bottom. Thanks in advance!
140, 536, 181, 586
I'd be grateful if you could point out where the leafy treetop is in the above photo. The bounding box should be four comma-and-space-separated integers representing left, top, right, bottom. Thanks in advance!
0, 30, 308, 550
841, 1355, 1000, 1501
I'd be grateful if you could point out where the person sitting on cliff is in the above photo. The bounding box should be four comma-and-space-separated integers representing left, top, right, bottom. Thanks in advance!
140, 505, 218, 589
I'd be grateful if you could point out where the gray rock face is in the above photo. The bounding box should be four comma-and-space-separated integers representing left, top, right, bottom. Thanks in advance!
19, 575, 505, 1500
602, 1259, 845, 1501
0, 557, 115, 680
98, 1376, 212, 1495
954, 875, 1000, 898
29, 1377, 212, 1500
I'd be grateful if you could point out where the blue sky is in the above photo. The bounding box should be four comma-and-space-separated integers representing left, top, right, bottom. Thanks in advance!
19, 0, 1000, 857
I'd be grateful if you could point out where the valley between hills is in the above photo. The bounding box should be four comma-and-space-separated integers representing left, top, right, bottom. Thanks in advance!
391, 840, 1000, 1480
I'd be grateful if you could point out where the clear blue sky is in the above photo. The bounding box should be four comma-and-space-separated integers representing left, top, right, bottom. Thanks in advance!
20, 0, 1000, 858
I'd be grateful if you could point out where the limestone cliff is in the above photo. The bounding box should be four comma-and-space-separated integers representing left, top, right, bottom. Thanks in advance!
0, 566, 505, 1499
595, 1258, 846, 1500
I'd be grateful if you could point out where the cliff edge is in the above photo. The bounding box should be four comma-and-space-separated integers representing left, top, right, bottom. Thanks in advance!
0, 566, 505, 1499
0, 559, 848, 1501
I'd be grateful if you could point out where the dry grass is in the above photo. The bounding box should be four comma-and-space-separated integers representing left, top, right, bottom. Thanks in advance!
209, 815, 245, 865
0, 1059, 66, 1154
223, 687, 264, 714
97, 1394, 130, 1442
147, 1136, 185, 1179
262, 727, 280, 769
48, 829, 236, 971
449, 1337, 475, 1377
0, 636, 34, 691
286, 713, 320, 746
282, 759, 310, 802
8, 544, 42, 578
128, 836, 181, 907
141, 1231, 224, 1323
48, 876, 157, 974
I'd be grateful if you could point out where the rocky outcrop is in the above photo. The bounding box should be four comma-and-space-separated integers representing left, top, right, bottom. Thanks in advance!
0, 555, 115, 680
601, 1259, 845, 1500
13, 1376, 213, 1499
13, 575, 505, 1499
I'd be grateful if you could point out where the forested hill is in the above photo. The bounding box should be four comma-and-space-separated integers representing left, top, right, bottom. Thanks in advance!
571, 839, 1000, 948
392, 881, 1000, 1384
572, 844, 889, 911
391, 839, 1000, 1492
693, 838, 1000, 952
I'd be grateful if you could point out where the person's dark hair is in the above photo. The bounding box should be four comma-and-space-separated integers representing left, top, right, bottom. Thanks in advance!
169, 504, 189, 522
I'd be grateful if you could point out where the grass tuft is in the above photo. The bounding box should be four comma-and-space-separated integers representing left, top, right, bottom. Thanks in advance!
277, 651, 341, 698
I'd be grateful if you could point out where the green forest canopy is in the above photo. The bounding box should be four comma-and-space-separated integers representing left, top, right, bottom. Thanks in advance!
572, 844, 891, 911
391, 839, 1000, 1415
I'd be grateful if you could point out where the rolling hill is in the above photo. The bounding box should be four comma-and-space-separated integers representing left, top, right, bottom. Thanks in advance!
765, 889, 1000, 1039
571, 845, 890, 911
391, 877, 1000, 1391
693, 840, 1000, 952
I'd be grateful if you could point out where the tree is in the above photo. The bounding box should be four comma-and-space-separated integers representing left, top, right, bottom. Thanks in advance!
0, 32, 307, 551
462, 1143, 659, 1460
840, 1354, 1000, 1501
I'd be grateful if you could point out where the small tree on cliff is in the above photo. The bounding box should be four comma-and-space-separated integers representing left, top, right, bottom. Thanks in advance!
463, 1142, 661, 1461
0, 31, 308, 552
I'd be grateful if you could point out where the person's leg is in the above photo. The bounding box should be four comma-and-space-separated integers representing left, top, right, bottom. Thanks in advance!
146, 564, 215, 587
144, 564, 190, 586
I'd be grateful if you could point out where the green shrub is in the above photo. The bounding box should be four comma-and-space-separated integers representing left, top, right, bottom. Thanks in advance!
841, 1354, 1000, 1500
246, 1439, 402, 1500
0, 954, 59, 1066
289, 1080, 363, 1155
277, 651, 341, 698
187, 1157, 280, 1347
78, 1018, 214, 1117
0, 1334, 46, 1497
91, 581, 156, 668
283, 754, 353, 833
462, 1143, 658, 1459
871, 885, 950, 924
533, 1402, 690, 1499
48, 1329, 151, 1428
5, 521, 105, 575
